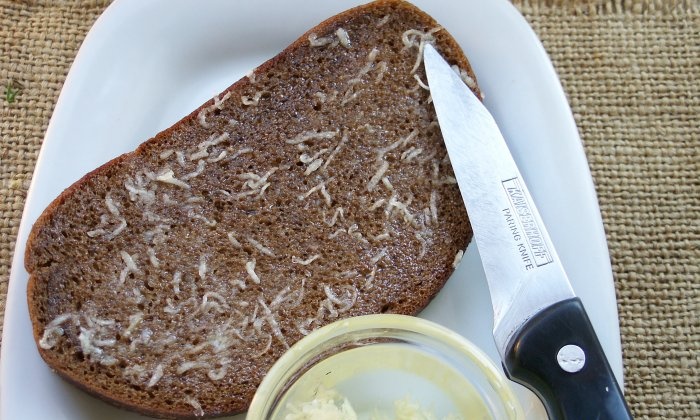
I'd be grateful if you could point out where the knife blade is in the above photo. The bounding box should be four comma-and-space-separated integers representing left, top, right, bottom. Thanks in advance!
423, 44, 633, 420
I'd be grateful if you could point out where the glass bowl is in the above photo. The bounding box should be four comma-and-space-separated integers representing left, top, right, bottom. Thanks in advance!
247, 314, 524, 419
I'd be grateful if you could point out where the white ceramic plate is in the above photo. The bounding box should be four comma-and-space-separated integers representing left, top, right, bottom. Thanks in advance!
0, 0, 623, 419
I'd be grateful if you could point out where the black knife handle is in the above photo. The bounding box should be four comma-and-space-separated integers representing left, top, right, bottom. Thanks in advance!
503, 298, 633, 420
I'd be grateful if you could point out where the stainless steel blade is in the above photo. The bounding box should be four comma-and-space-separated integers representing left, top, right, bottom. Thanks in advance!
423, 44, 575, 358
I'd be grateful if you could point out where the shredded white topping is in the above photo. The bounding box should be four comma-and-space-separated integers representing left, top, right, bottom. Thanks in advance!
329, 228, 345, 239
270, 286, 292, 309
124, 312, 143, 338
363, 266, 378, 291
229, 147, 253, 161
452, 64, 477, 89
39, 326, 65, 349
367, 160, 389, 191
258, 182, 271, 198
347, 48, 379, 86
246, 259, 260, 284
231, 279, 247, 290
347, 223, 369, 244
105, 194, 120, 217
401, 146, 423, 161
414, 73, 430, 90
335, 28, 351, 48
401, 27, 443, 73
292, 254, 320, 265
323, 133, 348, 170
89, 317, 115, 327
147, 247, 160, 268
338, 270, 359, 279
124, 176, 156, 205
182, 160, 206, 180
207, 150, 227, 163
177, 361, 210, 375
375, 61, 389, 83
207, 365, 228, 381
77, 328, 103, 359
197, 109, 210, 128
118, 251, 142, 284
378, 129, 418, 157
164, 298, 180, 314
415, 231, 428, 258
377, 15, 390, 27
201, 132, 230, 151
431, 160, 441, 180
253, 333, 273, 357
197, 292, 230, 315
369, 198, 386, 211
323, 284, 358, 314
308, 33, 336, 47
385, 194, 418, 227
423, 208, 432, 226
371, 248, 388, 265
298, 178, 333, 207
300, 149, 327, 164
324, 207, 345, 226
190, 213, 217, 227
372, 232, 391, 242
191, 132, 229, 161
341, 87, 362, 105
147, 364, 164, 388
187, 196, 205, 204
381, 176, 394, 191
184, 396, 205, 417
144, 223, 171, 246
304, 158, 324, 175
453, 250, 464, 268
239, 167, 278, 191
189, 149, 209, 161
156, 169, 190, 189
286, 130, 338, 145
246, 68, 256, 83
159, 149, 174, 159
428, 190, 439, 225
197, 92, 231, 129
131, 287, 144, 305
227, 232, 243, 248
175, 151, 186, 167
247, 237, 276, 257
242, 91, 263, 106
213, 91, 232, 109
198, 255, 207, 280
48, 313, 76, 328
258, 298, 289, 348
92, 337, 116, 347
87, 194, 128, 240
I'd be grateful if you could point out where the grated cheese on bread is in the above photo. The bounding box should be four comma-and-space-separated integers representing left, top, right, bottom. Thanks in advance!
25, 1, 478, 418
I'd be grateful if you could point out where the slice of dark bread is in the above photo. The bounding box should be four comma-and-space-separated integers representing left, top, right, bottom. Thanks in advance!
26, 1, 478, 418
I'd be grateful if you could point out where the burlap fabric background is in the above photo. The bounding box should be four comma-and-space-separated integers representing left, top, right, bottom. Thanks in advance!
1, 0, 697, 418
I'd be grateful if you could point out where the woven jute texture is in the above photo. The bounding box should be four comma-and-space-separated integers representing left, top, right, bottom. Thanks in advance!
1, 0, 698, 418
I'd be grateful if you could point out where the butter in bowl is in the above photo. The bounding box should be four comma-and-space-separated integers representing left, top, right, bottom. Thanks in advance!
247, 315, 524, 419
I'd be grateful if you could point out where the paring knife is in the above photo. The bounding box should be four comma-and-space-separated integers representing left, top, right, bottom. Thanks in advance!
423, 44, 633, 420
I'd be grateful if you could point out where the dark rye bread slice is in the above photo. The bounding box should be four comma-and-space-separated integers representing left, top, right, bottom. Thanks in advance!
26, 1, 478, 418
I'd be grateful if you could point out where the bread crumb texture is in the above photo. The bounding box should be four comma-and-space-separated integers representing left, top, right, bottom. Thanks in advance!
26, 1, 476, 418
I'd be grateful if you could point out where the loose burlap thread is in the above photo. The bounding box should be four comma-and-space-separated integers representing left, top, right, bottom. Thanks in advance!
1, 1, 698, 418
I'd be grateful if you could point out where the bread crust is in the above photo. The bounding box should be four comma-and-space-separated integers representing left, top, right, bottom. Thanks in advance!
26, 1, 478, 418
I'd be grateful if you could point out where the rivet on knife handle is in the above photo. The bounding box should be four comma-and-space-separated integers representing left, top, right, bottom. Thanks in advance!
503, 298, 634, 420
